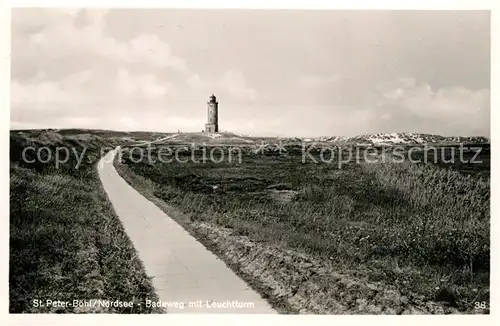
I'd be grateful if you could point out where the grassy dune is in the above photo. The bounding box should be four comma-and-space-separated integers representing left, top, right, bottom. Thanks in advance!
116, 146, 490, 313
9, 131, 161, 313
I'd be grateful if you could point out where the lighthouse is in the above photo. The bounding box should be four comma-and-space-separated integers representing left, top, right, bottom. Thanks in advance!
204, 93, 219, 133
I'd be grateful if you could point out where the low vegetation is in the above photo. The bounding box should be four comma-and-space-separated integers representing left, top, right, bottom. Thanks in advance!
116, 144, 490, 313
9, 128, 490, 314
9, 131, 161, 313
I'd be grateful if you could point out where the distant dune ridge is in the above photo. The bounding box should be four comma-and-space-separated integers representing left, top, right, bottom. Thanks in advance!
12, 129, 489, 146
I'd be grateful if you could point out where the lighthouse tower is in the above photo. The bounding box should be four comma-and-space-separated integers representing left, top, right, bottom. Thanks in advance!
205, 93, 219, 133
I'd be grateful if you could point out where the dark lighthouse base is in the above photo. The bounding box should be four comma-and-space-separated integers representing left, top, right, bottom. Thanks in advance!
205, 123, 218, 133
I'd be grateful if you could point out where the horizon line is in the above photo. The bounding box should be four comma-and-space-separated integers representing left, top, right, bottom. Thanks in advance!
9, 126, 490, 140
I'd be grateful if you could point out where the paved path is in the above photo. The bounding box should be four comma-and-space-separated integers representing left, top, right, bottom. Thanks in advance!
98, 148, 276, 314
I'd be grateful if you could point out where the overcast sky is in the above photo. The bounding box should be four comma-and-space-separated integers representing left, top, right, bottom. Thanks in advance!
11, 9, 490, 137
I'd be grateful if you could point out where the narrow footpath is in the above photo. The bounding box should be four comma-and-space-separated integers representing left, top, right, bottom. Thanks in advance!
97, 148, 277, 314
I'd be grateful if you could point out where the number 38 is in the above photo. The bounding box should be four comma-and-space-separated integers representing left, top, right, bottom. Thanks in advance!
475, 301, 487, 309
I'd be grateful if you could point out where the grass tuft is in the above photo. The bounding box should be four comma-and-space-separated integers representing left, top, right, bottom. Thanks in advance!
10, 131, 162, 313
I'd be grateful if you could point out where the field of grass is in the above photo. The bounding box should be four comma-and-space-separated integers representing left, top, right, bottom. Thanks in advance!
9, 131, 162, 313
116, 144, 490, 313
407, 144, 490, 178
